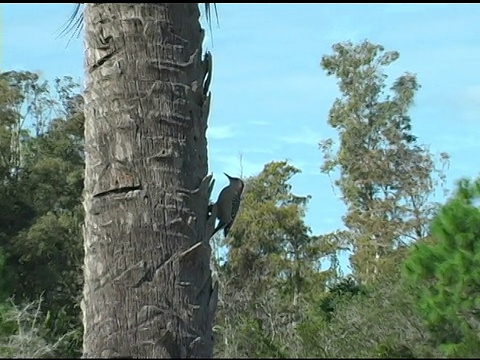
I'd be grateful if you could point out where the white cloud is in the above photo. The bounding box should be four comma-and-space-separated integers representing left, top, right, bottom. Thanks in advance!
434, 132, 480, 152
208, 153, 266, 199
241, 146, 278, 155
461, 85, 480, 104
248, 119, 269, 126
456, 85, 480, 122
210, 153, 264, 177
207, 125, 235, 139
278, 126, 323, 146
383, 3, 451, 14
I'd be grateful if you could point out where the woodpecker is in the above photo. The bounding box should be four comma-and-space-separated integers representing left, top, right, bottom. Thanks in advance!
212, 173, 244, 237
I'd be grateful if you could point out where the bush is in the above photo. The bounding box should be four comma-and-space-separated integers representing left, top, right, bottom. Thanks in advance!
0, 298, 75, 358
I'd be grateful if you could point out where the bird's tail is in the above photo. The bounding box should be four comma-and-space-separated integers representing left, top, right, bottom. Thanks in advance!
223, 223, 233, 237
211, 222, 225, 238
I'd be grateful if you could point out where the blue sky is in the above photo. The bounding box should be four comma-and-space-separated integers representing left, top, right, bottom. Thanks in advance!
3, 4, 480, 273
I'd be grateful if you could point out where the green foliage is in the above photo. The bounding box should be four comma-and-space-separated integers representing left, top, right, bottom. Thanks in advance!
213, 160, 336, 358
0, 70, 84, 357
0, 43, 472, 358
319, 40, 448, 283
0, 250, 10, 303
213, 40, 457, 358
225, 316, 290, 358
213, 282, 298, 358
318, 276, 366, 321
224, 160, 338, 301
296, 272, 439, 358
403, 177, 480, 356
0, 298, 74, 358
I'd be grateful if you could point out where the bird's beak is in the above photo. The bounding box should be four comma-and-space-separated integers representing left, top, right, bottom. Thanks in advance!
224, 172, 232, 180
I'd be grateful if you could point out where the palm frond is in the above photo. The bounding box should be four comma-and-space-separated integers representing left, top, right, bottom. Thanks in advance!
57, 3, 84, 48
204, 3, 219, 47
58, 3, 218, 48
204, 3, 219, 27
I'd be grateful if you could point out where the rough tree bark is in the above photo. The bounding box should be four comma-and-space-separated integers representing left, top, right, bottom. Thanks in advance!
81, 3, 217, 358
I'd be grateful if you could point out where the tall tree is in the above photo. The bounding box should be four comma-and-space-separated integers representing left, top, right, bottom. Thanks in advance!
319, 40, 448, 283
214, 161, 338, 358
81, 4, 216, 357
403, 177, 480, 357
0, 70, 85, 356
225, 161, 334, 303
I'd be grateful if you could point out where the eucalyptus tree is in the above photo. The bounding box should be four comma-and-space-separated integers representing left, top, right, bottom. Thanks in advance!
320, 41, 448, 283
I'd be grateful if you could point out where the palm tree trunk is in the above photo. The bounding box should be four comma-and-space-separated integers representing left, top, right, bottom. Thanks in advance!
81, 4, 216, 358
